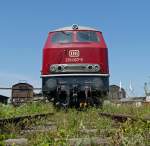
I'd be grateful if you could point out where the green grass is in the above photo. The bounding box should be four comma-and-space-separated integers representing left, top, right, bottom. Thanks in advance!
0, 102, 54, 118
0, 102, 150, 146
102, 103, 150, 118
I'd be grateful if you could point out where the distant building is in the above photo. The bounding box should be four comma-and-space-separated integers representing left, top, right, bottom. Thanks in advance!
109, 85, 126, 100
0, 95, 9, 104
11, 82, 33, 105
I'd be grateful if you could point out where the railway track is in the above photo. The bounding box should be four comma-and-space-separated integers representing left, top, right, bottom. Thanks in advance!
1, 111, 150, 146
1, 111, 149, 127
99, 112, 150, 123
0, 112, 54, 128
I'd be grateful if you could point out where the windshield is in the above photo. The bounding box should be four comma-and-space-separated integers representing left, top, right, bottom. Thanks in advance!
51, 31, 73, 43
77, 31, 99, 42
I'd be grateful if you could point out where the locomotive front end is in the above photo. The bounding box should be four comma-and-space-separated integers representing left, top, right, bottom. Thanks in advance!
41, 25, 109, 107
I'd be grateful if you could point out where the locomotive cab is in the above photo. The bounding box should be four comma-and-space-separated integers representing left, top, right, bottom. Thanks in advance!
41, 25, 109, 107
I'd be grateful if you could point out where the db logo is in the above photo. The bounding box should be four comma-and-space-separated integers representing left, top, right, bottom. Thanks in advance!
69, 50, 80, 57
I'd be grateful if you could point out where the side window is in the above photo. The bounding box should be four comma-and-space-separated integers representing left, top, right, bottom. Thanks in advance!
51, 31, 73, 43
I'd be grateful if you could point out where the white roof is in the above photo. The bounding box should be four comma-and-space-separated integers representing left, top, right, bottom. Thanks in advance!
54, 25, 98, 31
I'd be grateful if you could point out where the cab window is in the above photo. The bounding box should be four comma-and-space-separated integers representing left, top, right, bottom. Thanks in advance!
51, 31, 73, 43
77, 31, 99, 42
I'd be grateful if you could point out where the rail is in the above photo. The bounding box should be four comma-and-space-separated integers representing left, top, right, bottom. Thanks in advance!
0, 112, 54, 127
99, 112, 150, 123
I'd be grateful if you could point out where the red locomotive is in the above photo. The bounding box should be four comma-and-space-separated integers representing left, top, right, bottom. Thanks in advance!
41, 24, 109, 107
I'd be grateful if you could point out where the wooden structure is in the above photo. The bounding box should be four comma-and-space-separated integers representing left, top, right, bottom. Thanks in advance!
11, 83, 33, 105
109, 85, 126, 100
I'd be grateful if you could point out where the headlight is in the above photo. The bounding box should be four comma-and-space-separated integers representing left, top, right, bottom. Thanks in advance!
87, 65, 93, 70
94, 65, 100, 72
50, 64, 64, 73
57, 65, 64, 72
50, 65, 56, 72
87, 64, 100, 72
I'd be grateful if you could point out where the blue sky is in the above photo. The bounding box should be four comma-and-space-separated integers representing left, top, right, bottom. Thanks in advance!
0, 0, 150, 96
